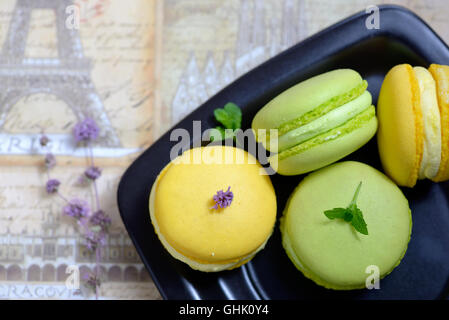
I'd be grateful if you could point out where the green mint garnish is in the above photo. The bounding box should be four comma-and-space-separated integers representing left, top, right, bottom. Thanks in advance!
323, 182, 368, 235
210, 102, 242, 141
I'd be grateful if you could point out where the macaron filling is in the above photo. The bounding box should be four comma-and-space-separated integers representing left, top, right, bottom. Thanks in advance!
414, 67, 442, 180
429, 64, 449, 182
277, 80, 368, 135
260, 80, 368, 147
277, 106, 376, 160
277, 91, 372, 151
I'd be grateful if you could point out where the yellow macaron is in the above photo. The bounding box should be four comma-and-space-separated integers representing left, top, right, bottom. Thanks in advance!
149, 145, 277, 272
377, 63, 449, 187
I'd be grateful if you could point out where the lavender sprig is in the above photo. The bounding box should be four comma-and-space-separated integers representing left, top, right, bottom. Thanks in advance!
46, 179, 61, 194
40, 118, 110, 300
39, 135, 50, 147
211, 186, 234, 210
73, 118, 100, 143
90, 210, 112, 231
85, 230, 107, 252
44, 153, 57, 170
84, 166, 102, 180
83, 272, 101, 295
63, 198, 90, 220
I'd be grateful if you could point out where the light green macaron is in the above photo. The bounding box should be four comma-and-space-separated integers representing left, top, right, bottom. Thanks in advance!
280, 161, 412, 290
252, 69, 377, 175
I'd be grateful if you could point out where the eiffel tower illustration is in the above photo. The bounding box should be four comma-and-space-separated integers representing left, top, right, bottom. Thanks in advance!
0, 0, 120, 148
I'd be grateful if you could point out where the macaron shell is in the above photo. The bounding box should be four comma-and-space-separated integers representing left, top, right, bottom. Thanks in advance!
252, 69, 364, 134
377, 64, 423, 187
149, 183, 270, 272
152, 146, 277, 265
281, 161, 412, 289
429, 64, 449, 182
272, 107, 377, 176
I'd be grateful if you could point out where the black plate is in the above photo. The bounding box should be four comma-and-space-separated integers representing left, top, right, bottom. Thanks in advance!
117, 5, 449, 300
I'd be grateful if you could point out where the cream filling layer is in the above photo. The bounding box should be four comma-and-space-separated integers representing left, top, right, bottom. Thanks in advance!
149, 178, 269, 272
277, 91, 372, 151
414, 66, 442, 180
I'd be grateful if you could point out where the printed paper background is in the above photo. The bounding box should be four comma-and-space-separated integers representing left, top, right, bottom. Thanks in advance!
0, 0, 447, 299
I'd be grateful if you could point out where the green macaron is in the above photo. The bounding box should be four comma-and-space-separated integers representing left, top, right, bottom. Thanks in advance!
252, 69, 377, 175
280, 161, 412, 290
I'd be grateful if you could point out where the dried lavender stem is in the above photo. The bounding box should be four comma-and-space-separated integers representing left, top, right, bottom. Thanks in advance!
95, 246, 101, 300
57, 191, 69, 203
88, 141, 102, 300
88, 142, 101, 212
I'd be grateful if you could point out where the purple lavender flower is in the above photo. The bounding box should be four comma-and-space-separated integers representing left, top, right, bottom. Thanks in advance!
90, 210, 111, 231
73, 118, 100, 143
44, 153, 56, 169
84, 166, 102, 180
46, 179, 60, 194
39, 135, 50, 147
83, 272, 101, 291
63, 199, 90, 220
211, 186, 234, 210
84, 230, 106, 251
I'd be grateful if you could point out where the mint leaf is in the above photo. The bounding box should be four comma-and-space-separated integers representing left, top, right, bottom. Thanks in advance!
223, 102, 242, 129
350, 206, 368, 235
211, 102, 242, 141
214, 109, 233, 129
324, 208, 353, 222
323, 181, 368, 235
214, 103, 242, 130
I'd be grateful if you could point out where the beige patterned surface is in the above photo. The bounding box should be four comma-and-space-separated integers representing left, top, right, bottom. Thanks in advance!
0, 0, 448, 300
0, 0, 160, 300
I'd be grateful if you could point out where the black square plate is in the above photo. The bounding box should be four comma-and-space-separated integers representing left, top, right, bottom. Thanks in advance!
117, 5, 449, 299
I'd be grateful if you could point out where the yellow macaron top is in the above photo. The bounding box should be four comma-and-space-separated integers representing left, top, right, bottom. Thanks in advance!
151, 146, 277, 264
429, 64, 449, 182
377, 64, 424, 187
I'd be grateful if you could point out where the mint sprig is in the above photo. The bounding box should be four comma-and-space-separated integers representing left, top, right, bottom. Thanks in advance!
323, 182, 368, 235
210, 102, 242, 141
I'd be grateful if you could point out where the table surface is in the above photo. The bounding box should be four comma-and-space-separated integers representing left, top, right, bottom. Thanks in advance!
0, 0, 447, 300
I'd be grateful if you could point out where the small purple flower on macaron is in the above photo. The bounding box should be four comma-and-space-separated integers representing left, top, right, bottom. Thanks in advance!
63, 198, 90, 220
73, 118, 100, 143
84, 166, 102, 180
45, 179, 60, 194
211, 186, 234, 210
